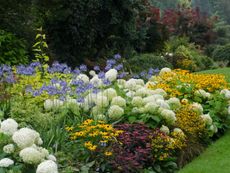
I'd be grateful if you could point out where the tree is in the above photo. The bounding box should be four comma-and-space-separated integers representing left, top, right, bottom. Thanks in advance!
34, 0, 147, 66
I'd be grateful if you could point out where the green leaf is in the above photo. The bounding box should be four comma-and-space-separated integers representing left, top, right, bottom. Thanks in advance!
128, 116, 137, 123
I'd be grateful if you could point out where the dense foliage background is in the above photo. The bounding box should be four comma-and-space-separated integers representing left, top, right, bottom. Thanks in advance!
0, 0, 230, 69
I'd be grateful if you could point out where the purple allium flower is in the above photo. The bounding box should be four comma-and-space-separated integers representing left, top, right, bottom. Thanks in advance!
77, 97, 85, 103
16, 65, 35, 75
93, 88, 100, 94
79, 64, 87, 72
103, 79, 111, 86
114, 54, 121, 60
132, 75, 139, 79
93, 66, 100, 71
105, 64, 112, 71
5, 74, 15, 83
140, 71, 147, 78
33, 90, 41, 97
114, 64, 123, 71
30, 62, 41, 68
98, 72, 105, 79
118, 72, 127, 79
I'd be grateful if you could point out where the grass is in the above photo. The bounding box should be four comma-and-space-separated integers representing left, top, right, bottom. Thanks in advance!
178, 67, 230, 173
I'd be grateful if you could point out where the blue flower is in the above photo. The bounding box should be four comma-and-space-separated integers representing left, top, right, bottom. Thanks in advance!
79, 64, 87, 72
93, 66, 100, 71
114, 54, 121, 60
73, 68, 81, 75
118, 72, 127, 79
77, 97, 85, 103
98, 72, 105, 79
103, 79, 111, 86
114, 64, 123, 71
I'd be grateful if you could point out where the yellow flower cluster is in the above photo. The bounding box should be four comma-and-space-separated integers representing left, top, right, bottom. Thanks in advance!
148, 69, 229, 97
151, 130, 186, 161
68, 119, 123, 155
175, 105, 207, 140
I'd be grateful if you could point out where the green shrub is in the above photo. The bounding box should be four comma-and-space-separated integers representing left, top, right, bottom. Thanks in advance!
163, 37, 214, 71
212, 43, 230, 66
0, 30, 28, 65
127, 53, 172, 73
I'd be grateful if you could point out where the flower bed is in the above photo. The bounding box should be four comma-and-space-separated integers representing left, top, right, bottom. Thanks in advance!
0, 55, 230, 173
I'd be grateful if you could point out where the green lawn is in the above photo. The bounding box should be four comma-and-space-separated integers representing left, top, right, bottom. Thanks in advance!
178, 67, 230, 173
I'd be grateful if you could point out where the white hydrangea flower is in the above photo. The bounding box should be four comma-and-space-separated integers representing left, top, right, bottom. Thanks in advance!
108, 105, 124, 120
19, 147, 45, 164
37, 137, 43, 145
125, 79, 137, 90
89, 70, 96, 77
195, 89, 211, 99
65, 98, 77, 105
85, 93, 97, 105
111, 96, 126, 107
0, 158, 14, 167
131, 97, 143, 107
228, 106, 230, 115
105, 69, 118, 82
144, 102, 159, 114
152, 89, 167, 97
94, 95, 109, 108
159, 67, 172, 76
135, 87, 150, 97
36, 160, 58, 173
209, 124, 218, 134
47, 155, 57, 162
77, 74, 89, 84
156, 99, 170, 109
0, 118, 18, 135
126, 91, 136, 97
143, 95, 164, 105
90, 75, 103, 87
117, 79, 126, 88
44, 99, 64, 110
166, 97, 181, 110
191, 103, 203, 115
3, 144, 15, 154
173, 128, 184, 135
103, 88, 117, 101
93, 114, 107, 121
220, 89, 230, 99
35, 146, 49, 159
91, 106, 104, 116
136, 79, 145, 86
161, 109, 177, 125
135, 85, 143, 90
12, 128, 40, 149
160, 125, 170, 134
201, 113, 213, 125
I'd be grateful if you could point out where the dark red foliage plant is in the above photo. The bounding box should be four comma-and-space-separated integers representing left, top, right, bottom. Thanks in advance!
161, 6, 218, 46
110, 123, 153, 173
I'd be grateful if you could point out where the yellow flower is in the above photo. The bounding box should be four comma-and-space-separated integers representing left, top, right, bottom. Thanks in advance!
65, 126, 73, 132
88, 145, 97, 151
104, 151, 113, 156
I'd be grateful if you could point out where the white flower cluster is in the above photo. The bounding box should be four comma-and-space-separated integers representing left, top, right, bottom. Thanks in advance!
221, 89, 230, 99
0, 118, 58, 172
0, 118, 18, 135
195, 89, 211, 99
191, 103, 203, 115
44, 99, 64, 110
